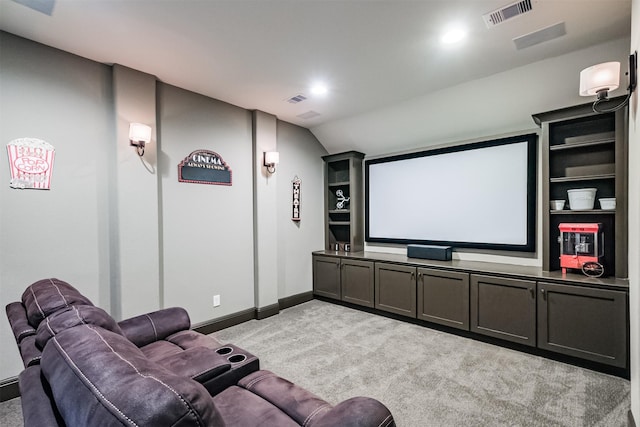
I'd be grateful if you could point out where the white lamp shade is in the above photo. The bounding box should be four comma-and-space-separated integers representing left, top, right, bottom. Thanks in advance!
129, 123, 152, 143
264, 151, 279, 165
579, 62, 620, 96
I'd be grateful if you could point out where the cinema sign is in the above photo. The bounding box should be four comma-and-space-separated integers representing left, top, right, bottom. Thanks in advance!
178, 150, 232, 186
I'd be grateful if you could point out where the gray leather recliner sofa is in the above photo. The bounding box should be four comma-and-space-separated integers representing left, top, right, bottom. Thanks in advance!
6, 278, 395, 427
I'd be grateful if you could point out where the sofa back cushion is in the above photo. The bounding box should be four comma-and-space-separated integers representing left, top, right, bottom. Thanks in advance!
41, 325, 222, 426
36, 305, 124, 349
22, 278, 93, 328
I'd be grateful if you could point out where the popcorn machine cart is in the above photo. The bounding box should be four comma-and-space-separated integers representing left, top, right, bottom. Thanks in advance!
558, 223, 604, 277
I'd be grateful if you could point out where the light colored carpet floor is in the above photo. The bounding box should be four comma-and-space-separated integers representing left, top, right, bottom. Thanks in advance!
213, 300, 630, 427
0, 299, 631, 426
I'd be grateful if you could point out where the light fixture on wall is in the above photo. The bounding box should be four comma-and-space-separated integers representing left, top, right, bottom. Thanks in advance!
263, 151, 279, 174
579, 51, 637, 113
129, 123, 152, 156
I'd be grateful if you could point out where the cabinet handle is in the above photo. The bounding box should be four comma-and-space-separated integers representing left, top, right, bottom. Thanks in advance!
541, 288, 546, 300
530, 288, 535, 298
418, 273, 423, 281
411, 272, 415, 280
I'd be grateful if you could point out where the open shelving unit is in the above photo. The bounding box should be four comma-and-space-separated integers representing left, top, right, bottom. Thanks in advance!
322, 151, 365, 252
533, 97, 628, 278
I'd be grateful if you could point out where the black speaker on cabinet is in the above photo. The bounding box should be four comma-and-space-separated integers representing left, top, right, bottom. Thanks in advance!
407, 245, 452, 261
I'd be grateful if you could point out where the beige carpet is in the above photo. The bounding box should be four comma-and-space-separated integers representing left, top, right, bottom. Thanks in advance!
213, 300, 630, 427
0, 299, 630, 426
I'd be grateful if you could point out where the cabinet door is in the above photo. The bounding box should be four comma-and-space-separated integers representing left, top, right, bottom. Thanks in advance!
470, 274, 536, 347
313, 256, 341, 300
537, 282, 627, 368
417, 268, 469, 331
341, 259, 374, 307
375, 263, 416, 318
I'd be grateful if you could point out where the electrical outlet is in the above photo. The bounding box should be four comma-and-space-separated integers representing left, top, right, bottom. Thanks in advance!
213, 294, 220, 307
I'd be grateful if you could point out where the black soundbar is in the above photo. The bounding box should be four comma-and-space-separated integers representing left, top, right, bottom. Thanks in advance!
407, 244, 452, 261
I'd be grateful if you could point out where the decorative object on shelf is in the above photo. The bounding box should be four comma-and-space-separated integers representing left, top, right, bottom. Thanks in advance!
335, 189, 350, 210
567, 188, 596, 210
332, 242, 341, 251
129, 123, 152, 157
344, 243, 351, 252
550, 200, 565, 211
6, 138, 55, 190
178, 150, 232, 185
263, 151, 279, 174
599, 198, 616, 210
559, 223, 604, 277
579, 51, 637, 113
292, 176, 301, 221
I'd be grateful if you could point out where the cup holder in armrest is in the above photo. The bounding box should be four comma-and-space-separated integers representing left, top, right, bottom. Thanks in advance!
204, 344, 260, 396
228, 354, 246, 363
216, 347, 233, 355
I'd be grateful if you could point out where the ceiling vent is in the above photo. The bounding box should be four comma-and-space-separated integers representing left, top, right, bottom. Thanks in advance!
297, 111, 321, 120
483, 0, 533, 28
286, 94, 307, 104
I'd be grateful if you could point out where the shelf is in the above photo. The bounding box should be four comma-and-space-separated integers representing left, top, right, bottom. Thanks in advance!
329, 209, 350, 214
550, 209, 615, 215
328, 181, 350, 187
550, 139, 614, 151
550, 173, 615, 183
329, 221, 351, 226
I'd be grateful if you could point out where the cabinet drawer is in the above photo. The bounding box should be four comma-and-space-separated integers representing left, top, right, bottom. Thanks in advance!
417, 268, 469, 330
470, 274, 536, 346
537, 282, 627, 368
375, 263, 416, 318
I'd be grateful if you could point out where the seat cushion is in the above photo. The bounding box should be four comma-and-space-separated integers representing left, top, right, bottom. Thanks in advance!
21, 278, 93, 328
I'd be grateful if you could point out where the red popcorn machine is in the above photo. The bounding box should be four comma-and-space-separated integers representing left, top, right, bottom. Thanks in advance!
558, 223, 604, 277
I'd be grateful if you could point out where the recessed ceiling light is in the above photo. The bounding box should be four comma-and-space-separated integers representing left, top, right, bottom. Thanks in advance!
310, 83, 328, 96
440, 27, 467, 45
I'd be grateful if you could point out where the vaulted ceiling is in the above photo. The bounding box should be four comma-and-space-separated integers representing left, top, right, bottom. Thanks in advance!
0, 0, 632, 154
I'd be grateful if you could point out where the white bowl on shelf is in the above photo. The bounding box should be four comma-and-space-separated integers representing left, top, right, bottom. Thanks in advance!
550, 200, 565, 210
567, 188, 597, 210
599, 198, 616, 210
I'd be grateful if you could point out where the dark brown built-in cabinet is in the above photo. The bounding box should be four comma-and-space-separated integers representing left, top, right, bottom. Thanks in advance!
313, 255, 374, 307
313, 251, 628, 370
537, 282, 627, 368
418, 268, 469, 331
314, 102, 629, 373
533, 99, 628, 279
470, 275, 536, 347
375, 263, 417, 317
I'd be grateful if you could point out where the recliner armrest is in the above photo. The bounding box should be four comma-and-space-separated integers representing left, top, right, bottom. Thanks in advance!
18, 366, 64, 427
308, 397, 395, 427
155, 346, 231, 383
118, 307, 191, 347
6, 302, 36, 344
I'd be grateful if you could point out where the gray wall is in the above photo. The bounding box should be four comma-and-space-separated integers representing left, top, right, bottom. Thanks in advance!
0, 32, 114, 379
0, 32, 327, 382
157, 83, 256, 322
276, 121, 328, 298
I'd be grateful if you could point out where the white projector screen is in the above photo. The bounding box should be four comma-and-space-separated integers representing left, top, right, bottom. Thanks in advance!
365, 134, 537, 252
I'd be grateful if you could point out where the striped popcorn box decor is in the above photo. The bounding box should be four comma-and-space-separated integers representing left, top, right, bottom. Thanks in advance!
7, 138, 56, 190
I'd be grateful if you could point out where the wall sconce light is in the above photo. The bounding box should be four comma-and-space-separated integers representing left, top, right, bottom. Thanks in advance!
264, 151, 279, 174
580, 51, 637, 113
129, 123, 152, 156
